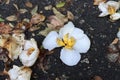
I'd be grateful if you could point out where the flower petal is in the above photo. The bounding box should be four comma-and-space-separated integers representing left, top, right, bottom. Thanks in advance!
59, 21, 75, 38
106, 1, 120, 10
98, 2, 109, 17
60, 48, 81, 66
69, 27, 84, 40
110, 13, 120, 21
42, 31, 59, 51
73, 34, 90, 53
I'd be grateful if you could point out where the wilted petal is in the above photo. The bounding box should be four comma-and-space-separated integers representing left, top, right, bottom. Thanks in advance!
73, 34, 90, 53
60, 48, 81, 66
59, 21, 74, 38
19, 38, 39, 67
110, 13, 120, 21
8, 65, 32, 80
42, 31, 59, 51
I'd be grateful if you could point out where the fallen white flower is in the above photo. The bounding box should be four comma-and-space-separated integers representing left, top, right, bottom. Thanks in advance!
19, 38, 39, 67
8, 65, 32, 80
98, 1, 120, 20
42, 21, 91, 66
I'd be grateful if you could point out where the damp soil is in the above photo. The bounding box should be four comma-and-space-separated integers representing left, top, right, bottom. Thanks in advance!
0, 0, 120, 80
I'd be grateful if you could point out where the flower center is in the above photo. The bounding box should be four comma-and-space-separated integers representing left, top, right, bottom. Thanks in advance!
56, 33, 76, 49
108, 5, 116, 15
27, 48, 35, 55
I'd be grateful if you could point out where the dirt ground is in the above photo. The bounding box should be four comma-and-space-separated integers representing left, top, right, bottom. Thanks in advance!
0, 0, 120, 80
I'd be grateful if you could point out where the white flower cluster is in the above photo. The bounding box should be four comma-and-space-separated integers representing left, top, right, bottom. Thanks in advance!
0, 33, 39, 80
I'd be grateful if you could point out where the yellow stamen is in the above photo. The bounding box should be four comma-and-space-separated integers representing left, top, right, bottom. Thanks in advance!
108, 5, 116, 15
65, 37, 76, 49
63, 33, 69, 44
56, 38, 65, 46
27, 48, 35, 55
56, 33, 76, 49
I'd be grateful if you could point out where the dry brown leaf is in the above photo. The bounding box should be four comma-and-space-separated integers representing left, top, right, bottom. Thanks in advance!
13, 4, 19, 10
67, 11, 74, 20
94, 0, 106, 5
31, 5, 38, 15
6, 0, 10, 4
94, 76, 103, 80
25, 1, 33, 8
0, 22, 12, 34
111, 38, 119, 44
19, 9, 28, 14
31, 14, 45, 24
6, 15, 17, 21
44, 5, 53, 10
39, 27, 53, 36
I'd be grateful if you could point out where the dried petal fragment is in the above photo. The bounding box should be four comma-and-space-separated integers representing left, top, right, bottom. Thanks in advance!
94, 0, 106, 5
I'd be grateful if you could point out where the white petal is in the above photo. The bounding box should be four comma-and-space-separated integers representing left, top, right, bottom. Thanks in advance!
98, 2, 109, 17
99, 12, 109, 17
106, 1, 120, 10
42, 31, 59, 51
110, 13, 120, 21
69, 27, 84, 40
60, 48, 81, 66
59, 21, 75, 38
117, 30, 120, 39
73, 34, 90, 53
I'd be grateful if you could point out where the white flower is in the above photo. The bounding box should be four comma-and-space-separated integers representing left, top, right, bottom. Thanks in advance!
42, 21, 91, 66
8, 65, 32, 80
19, 38, 39, 67
98, 1, 120, 20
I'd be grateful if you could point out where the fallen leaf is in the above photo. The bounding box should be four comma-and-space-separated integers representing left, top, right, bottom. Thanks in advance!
0, 18, 4, 22
25, 1, 33, 8
19, 9, 28, 14
94, 76, 103, 80
56, 2, 65, 8
6, 15, 17, 21
5, 0, 10, 4
94, 0, 106, 5
31, 5, 38, 15
44, 5, 53, 10
31, 14, 45, 24
0, 22, 12, 34
111, 38, 119, 44
67, 11, 74, 20
13, 4, 19, 10
39, 27, 53, 36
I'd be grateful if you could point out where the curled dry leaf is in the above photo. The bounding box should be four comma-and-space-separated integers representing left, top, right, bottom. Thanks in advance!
94, 0, 106, 5
44, 5, 53, 10
13, 4, 19, 10
0, 22, 12, 34
67, 11, 74, 20
25, 1, 33, 8
93, 76, 103, 80
30, 14, 45, 24
31, 5, 38, 15
39, 27, 53, 36
19, 9, 28, 14
6, 15, 17, 21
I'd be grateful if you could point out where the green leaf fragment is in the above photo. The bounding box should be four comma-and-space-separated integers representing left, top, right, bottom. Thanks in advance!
56, 2, 65, 8
0, 18, 4, 22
